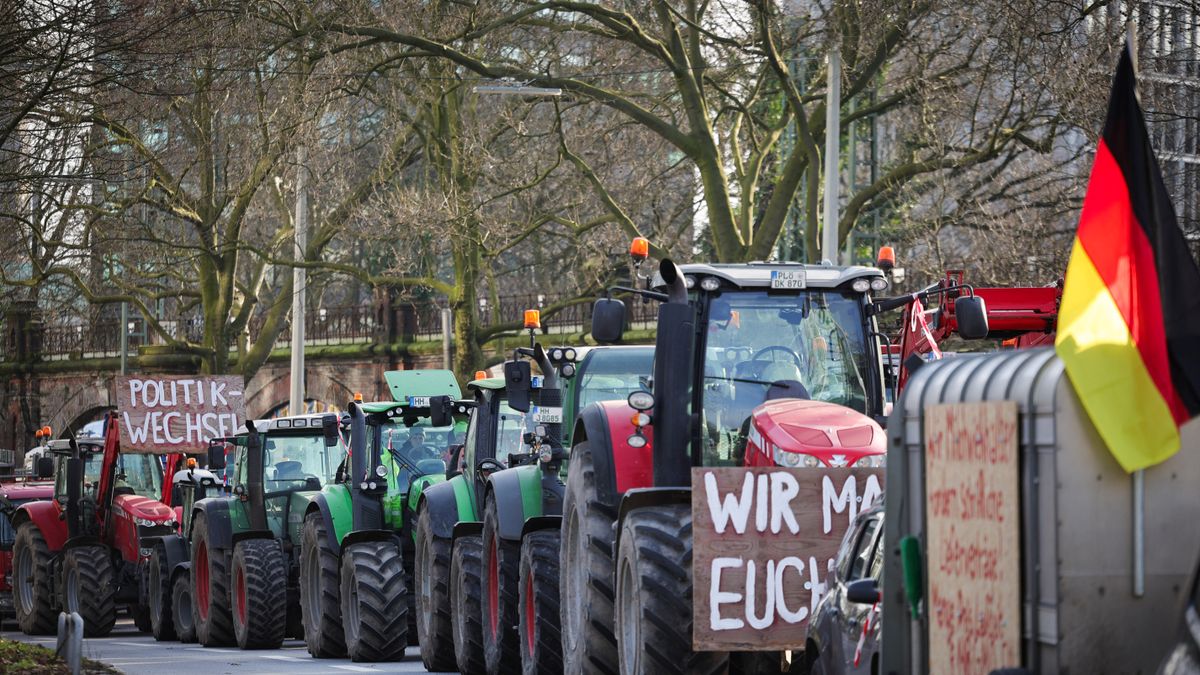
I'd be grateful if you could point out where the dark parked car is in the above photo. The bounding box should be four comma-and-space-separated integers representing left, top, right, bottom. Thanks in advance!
805, 501, 884, 675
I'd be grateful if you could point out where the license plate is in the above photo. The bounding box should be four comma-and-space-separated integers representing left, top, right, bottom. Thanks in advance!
531, 376, 543, 389
534, 406, 563, 424
407, 396, 431, 408
770, 269, 806, 289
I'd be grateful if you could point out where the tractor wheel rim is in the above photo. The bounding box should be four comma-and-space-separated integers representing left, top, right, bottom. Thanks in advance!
304, 545, 320, 628
177, 584, 193, 633
524, 573, 535, 657
195, 542, 210, 621
65, 564, 79, 614
236, 565, 247, 626
618, 556, 637, 673
15, 544, 32, 611
487, 538, 499, 638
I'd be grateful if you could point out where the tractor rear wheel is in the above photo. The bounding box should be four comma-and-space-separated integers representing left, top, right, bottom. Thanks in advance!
482, 494, 521, 674
519, 530, 563, 675
171, 572, 197, 643
340, 540, 408, 662
230, 539, 287, 649
561, 441, 619, 675
131, 604, 151, 632
300, 512, 345, 657
615, 504, 728, 675
148, 544, 176, 641
451, 535, 485, 675
415, 505, 455, 671
62, 546, 117, 638
191, 515, 234, 646
13, 522, 55, 635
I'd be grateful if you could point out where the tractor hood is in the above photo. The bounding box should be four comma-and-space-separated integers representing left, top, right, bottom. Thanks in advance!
747, 399, 885, 469
111, 494, 176, 524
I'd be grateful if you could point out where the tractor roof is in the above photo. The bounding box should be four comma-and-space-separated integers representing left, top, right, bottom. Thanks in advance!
250, 413, 338, 433
384, 369, 462, 402
467, 377, 507, 392
655, 262, 883, 290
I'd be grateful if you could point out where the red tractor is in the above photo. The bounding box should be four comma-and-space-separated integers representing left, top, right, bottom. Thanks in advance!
559, 244, 996, 673
0, 476, 54, 620
11, 413, 183, 636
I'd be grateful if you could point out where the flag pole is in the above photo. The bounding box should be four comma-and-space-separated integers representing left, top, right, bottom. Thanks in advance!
1125, 16, 1146, 599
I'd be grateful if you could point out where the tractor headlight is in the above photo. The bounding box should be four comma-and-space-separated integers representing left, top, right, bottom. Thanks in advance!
854, 454, 885, 468
852, 279, 871, 293
772, 446, 802, 467
375, 465, 389, 478
803, 454, 821, 468
870, 277, 889, 292
700, 277, 720, 291
561, 363, 576, 378
135, 517, 157, 528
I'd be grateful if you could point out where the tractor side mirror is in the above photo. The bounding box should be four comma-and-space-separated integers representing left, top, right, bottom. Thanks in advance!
504, 360, 533, 413
429, 396, 452, 428
207, 443, 227, 471
591, 298, 626, 344
321, 414, 340, 447
846, 578, 881, 605
954, 295, 989, 340
35, 457, 54, 479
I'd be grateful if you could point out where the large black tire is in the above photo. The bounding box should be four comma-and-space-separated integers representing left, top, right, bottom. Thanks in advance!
340, 540, 408, 662
172, 572, 197, 643
13, 522, 56, 635
148, 544, 176, 641
451, 535, 486, 675
518, 530, 563, 675
615, 504, 728, 675
482, 494, 521, 674
415, 505, 455, 671
132, 604, 152, 632
561, 441, 619, 675
300, 512, 345, 657
191, 514, 234, 646
62, 546, 117, 638
230, 539, 287, 649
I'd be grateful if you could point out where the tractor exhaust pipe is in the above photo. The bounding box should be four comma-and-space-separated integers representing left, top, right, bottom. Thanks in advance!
245, 421, 268, 532
651, 259, 695, 488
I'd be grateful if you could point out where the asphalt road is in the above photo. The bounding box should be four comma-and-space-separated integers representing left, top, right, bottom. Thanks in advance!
2, 618, 456, 675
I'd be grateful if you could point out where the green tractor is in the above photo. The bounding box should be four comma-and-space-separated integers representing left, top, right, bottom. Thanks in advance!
152, 412, 342, 649
298, 370, 463, 662
414, 344, 654, 674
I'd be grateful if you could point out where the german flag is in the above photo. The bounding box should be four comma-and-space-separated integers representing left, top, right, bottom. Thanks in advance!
1056, 43, 1200, 473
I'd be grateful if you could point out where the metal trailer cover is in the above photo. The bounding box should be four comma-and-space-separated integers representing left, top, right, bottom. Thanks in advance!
881, 347, 1200, 675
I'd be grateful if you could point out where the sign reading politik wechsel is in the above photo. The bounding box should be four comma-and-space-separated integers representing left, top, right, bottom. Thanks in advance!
691, 466, 883, 651
115, 375, 246, 453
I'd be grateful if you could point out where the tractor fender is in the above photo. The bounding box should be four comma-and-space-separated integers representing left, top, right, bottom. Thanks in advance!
12, 501, 66, 552
158, 534, 190, 569
62, 535, 104, 552
485, 466, 536, 542
420, 477, 472, 540
573, 401, 656, 510
230, 529, 275, 546
341, 529, 402, 551
191, 498, 234, 553
520, 515, 561, 539
613, 487, 692, 554
305, 493, 341, 556
451, 521, 483, 541
169, 560, 191, 587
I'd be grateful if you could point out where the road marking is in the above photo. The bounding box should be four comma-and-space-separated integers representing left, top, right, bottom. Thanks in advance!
112, 641, 156, 647
261, 655, 305, 661
186, 647, 237, 652
332, 666, 379, 672
105, 660, 178, 666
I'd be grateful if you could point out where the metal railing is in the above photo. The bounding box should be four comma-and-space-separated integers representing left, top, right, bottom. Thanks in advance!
5, 292, 660, 361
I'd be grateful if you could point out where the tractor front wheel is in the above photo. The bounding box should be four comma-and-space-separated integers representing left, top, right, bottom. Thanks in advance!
615, 504, 728, 675
62, 546, 117, 638
190, 515, 233, 646
13, 522, 55, 635
300, 512, 345, 657
482, 494, 521, 674
561, 440, 619, 674
519, 530, 563, 675
340, 540, 408, 661
415, 505, 455, 671
171, 572, 196, 643
148, 544, 176, 641
451, 535, 485, 675
230, 539, 287, 649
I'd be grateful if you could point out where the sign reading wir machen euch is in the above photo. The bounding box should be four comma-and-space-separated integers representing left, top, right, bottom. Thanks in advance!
115, 375, 246, 453
692, 466, 884, 651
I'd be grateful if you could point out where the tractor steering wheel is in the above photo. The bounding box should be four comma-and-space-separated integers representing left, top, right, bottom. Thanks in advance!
476, 457, 505, 475
751, 345, 803, 368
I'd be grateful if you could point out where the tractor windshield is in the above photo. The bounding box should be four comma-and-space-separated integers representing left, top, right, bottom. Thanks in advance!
261, 433, 336, 489
380, 418, 458, 493
700, 289, 872, 465
495, 401, 537, 464
575, 348, 655, 412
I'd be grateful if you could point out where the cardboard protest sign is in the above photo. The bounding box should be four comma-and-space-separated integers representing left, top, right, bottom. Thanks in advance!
924, 401, 1020, 675
691, 466, 884, 651
115, 376, 246, 453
